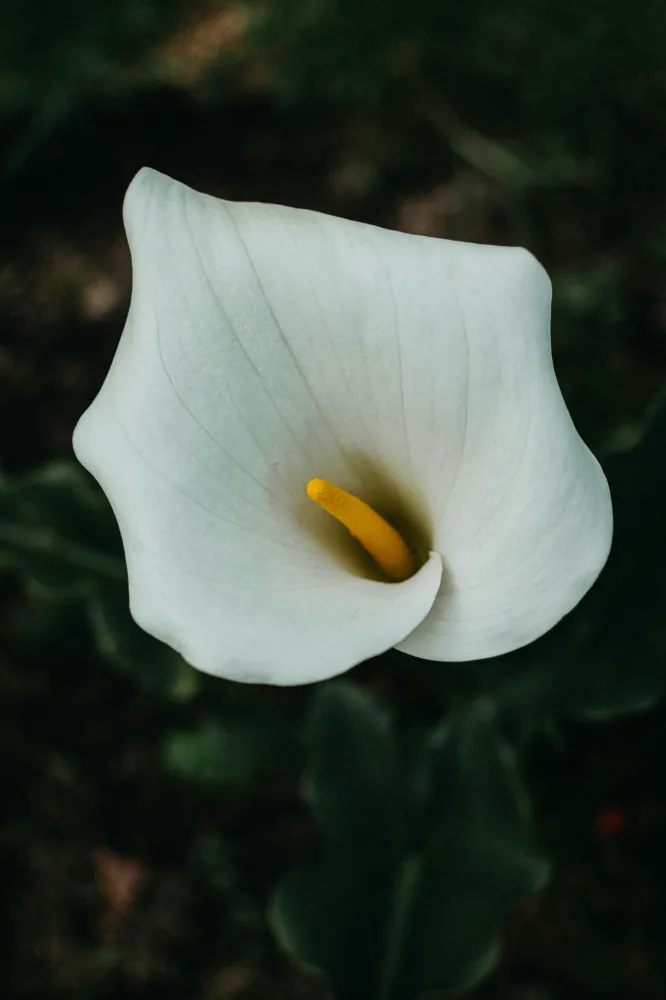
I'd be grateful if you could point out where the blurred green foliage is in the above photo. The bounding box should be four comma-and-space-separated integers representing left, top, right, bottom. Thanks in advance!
0, 461, 199, 700
272, 686, 547, 998
254, 0, 666, 117
0, 0, 194, 114
164, 713, 298, 787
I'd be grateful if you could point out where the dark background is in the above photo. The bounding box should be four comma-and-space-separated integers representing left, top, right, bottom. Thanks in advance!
1, 2, 666, 998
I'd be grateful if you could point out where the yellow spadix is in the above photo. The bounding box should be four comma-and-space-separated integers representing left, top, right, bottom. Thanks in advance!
306, 478, 415, 581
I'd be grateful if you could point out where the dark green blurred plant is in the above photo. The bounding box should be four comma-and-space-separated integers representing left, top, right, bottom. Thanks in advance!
251, 0, 666, 130
271, 684, 547, 998
0, 0, 210, 175
0, 460, 198, 700
0, 0, 197, 115
164, 712, 298, 787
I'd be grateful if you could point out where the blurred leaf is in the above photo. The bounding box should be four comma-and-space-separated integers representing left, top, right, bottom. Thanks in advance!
0, 0, 200, 117
88, 579, 199, 700
0, 460, 124, 597
163, 712, 293, 787
382, 701, 549, 999
419, 101, 538, 188
271, 684, 546, 1000
0, 461, 197, 700
271, 681, 402, 1000
564, 391, 666, 718
484, 392, 666, 727
552, 261, 624, 324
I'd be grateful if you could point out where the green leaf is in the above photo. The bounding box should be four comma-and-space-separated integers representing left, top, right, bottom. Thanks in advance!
0, 461, 124, 597
484, 391, 666, 727
271, 681, 403, 1000
382, 701, 548, 999
0, 461, 198, 701
271, 687, 547, 1000
565, 392, 666, 718
163, 713, 293, 788
88, 579, 199, 701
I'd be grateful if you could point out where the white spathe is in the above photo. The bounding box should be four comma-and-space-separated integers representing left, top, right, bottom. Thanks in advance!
73, 167, 612, 685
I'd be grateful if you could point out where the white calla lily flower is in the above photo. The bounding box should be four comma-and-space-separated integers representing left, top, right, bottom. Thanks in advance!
73, 167, 612, 685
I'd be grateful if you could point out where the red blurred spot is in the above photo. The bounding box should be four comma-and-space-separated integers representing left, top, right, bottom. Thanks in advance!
596, 807, 626, 837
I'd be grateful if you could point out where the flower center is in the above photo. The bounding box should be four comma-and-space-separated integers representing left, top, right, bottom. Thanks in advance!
306, 478, 416, 581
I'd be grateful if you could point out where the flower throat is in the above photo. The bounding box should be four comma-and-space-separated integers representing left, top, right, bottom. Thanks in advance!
306, 478, 415, 581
